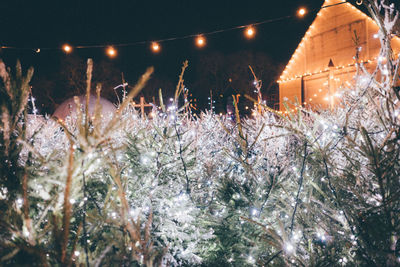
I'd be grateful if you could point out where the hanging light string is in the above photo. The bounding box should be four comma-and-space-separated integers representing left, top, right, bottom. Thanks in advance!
0, 1, 348, 53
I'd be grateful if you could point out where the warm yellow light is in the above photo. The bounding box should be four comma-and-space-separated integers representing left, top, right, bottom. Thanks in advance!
151, 42, 160, 53
298, 7, 307, 17
62, 44, 72, 53
106, 46, 117, 57
245, 26, 255, 39
196, 36, 206, 47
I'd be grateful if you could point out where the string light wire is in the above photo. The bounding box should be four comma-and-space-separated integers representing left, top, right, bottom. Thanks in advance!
0, 1, 348, 52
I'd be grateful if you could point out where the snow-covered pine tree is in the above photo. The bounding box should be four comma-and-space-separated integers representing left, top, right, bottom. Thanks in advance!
1, 0, 400, 266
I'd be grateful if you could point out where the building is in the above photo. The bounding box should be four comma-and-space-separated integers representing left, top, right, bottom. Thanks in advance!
277, 0, 400, 111
53, 95, 116, 121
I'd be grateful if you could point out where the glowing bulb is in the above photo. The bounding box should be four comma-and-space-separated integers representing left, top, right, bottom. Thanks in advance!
250, 208, 258, 216
195, 35, 206, 47
245, 26, 255, 39
248, 255, 255, 263
284, 242, 294, 254
151, 42, 160, 53
62, 44, 72, 53
298, 8, 307, 17
106, 46, 117, 57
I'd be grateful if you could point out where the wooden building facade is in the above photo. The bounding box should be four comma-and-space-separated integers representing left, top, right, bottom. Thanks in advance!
277, 0, 400, 110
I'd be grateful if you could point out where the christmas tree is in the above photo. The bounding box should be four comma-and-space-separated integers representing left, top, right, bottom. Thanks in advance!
1, 0, 400, 266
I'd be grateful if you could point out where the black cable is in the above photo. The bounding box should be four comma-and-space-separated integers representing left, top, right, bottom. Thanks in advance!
0, 2, 347, 51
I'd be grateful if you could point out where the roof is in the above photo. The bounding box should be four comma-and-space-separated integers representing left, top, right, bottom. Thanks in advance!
278, 0, 400, 83
53, 95, 116, 121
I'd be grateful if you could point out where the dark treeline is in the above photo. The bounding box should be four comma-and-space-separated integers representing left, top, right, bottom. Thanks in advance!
18, 50, 281, 115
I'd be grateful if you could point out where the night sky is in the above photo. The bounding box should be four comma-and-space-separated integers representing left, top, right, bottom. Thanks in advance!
0, 0, 364, 112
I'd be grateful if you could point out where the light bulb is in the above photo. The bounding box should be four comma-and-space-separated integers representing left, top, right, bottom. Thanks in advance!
62, 44, 72, 53
151, 42, 161, 53
298, 8, 307, 17
106, 46, 117, 57
245, 26, 255, 39
195, 35, 206, 47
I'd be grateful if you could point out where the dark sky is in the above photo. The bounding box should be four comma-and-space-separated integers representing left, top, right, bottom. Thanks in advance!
0, 0, 331, 69
1, 0, 365, 111
1, 0, 325, 49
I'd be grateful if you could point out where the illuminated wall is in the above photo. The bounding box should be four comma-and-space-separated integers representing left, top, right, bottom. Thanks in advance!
278, 0, 400, 111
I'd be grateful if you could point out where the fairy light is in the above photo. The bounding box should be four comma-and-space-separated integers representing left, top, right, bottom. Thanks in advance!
195, 35, 206, 48
277, 59, 373, 83
316, 229, 327, 242
284, 242, 294, 254
247, 255, 255, 264
30, 94, 38, 115
62, 44, 72, 53
278, 0, 395, 86
0, 1, 389, 60
250, 208, 258, 216
244, 26, 255, 39
151, 42, 161, 53
106, 46, 117, 57
298, 7, 307, 17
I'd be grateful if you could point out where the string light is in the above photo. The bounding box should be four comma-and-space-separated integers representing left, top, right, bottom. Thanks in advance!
244, 26, 256, 39
278, 59, 374, 83
0, 2, 345, 54
151, 42, 161, 53
284, 242, 295, 254
278, 0, 391, 83
298, 7, 307, 17
62, 44, 72, 53
195, 35, 206, 48
106, 46, 117, 58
